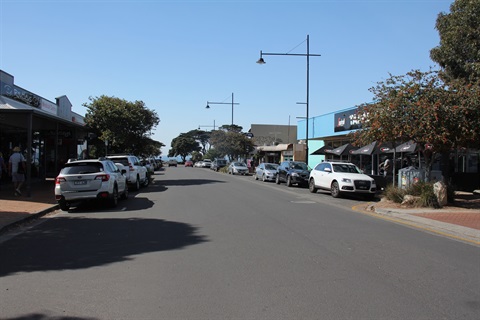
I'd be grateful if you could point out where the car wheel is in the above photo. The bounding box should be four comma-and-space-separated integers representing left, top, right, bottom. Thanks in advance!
254, 173, 258, 180
262, 174, 266, 182
121, 184, 129, 200
109, 186, 119, 208
331, 181, 341, 198
276, 174, 280, 184
286, 175, 292, 187
133, 176, 140, 191
58, 199, 70, 211
309, 179, 318, 193
143, 176, 149, 187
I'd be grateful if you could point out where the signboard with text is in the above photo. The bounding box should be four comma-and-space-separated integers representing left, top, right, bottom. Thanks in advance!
334, 108, 363, 132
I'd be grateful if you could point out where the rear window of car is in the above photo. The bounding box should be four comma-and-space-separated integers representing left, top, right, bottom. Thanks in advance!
61, 163, 104, 174
108, 157, 129, 166
217, 160, 227, 164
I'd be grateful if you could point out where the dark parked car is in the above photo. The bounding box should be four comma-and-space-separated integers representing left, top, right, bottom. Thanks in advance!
276, 161, 310, 187
211, 159, 228, 171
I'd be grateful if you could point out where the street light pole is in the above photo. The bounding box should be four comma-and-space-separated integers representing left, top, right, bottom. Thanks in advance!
206, 93, 239, 125
198, 120, 216, 131
257, 34, 321, 165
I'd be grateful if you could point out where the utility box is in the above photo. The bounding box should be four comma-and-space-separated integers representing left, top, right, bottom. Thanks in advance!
398, 167, 425, 189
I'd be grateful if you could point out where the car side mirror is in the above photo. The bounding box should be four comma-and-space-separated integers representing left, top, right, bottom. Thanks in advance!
324, 168, 332, 173
121, 169, 127, 175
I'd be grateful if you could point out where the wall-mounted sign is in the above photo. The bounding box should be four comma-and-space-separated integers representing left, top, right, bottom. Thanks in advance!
334, 108, 363, 132
1, 84, 41, 108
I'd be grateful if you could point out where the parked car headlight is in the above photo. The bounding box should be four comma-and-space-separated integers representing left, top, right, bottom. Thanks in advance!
341, 178, 352, 183
291, 172, 299, 177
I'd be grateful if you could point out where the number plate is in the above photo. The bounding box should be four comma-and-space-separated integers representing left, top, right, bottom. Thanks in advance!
74, 180, 87, 185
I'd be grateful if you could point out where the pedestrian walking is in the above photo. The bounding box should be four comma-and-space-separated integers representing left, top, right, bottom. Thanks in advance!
8, 146, 26, 196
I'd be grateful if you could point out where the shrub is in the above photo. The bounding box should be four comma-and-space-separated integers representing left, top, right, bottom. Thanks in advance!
384, 182, 440, 208
409, 182, 439, 208
219, 166, 229, 174
384, 184, 406, 203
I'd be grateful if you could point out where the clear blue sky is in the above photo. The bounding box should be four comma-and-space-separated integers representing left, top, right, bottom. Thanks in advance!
0, 0, 452, 155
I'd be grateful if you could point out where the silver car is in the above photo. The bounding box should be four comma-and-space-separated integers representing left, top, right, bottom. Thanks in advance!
254, 163, 279, 182
55, 159, 128, 211
228, 162, 249, 175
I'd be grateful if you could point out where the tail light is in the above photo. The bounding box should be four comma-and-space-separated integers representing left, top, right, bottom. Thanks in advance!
95, 174, 110, 182
55, 177, 66, 184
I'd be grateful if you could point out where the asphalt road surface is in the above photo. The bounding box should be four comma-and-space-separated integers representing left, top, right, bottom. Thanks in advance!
1, 166, 479, 319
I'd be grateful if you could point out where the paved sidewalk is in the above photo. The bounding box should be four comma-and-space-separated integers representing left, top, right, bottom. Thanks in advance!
1, 179, 479, 245
0, 179, 58, 234
366, 205, 480, 245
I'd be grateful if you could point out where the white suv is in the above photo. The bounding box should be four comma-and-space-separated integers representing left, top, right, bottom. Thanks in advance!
308, 161, 376, 199
55, 159, 128, 211
107, 155, 148, 190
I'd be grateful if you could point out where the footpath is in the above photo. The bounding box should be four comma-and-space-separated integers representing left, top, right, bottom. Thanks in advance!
0, 179, 479, 245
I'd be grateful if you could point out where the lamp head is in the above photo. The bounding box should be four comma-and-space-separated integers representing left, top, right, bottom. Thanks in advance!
206, 104, 210, 109
256, 57, 266, 64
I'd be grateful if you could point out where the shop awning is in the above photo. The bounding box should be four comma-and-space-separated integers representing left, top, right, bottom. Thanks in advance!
255, 143, 292, 152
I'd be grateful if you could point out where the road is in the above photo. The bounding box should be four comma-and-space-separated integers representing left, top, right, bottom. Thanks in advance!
1, 166, 479, 319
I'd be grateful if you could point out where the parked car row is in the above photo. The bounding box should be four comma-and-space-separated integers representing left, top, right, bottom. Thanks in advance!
252, 160, 377, 200
55, 153, 161, 211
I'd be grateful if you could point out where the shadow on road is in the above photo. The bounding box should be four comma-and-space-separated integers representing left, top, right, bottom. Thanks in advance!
4, 313, 98, 320
0, 216, 208, 277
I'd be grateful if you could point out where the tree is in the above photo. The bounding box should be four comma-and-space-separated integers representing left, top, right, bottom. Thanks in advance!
188, 129, 211, 155
169, 133, 201, 162
430, 0, 480, 83
351, 70, 480, 180
84, 95, 161, 156
209, 129, 254, 161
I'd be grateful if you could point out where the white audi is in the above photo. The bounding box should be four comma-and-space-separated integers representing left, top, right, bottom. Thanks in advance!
308, 161, 376, 199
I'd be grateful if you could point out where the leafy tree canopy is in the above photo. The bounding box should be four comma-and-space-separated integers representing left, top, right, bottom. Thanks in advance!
84, 95, 161, 157
210, 129, 254, 161
187, 129, 211, 155
430, 0, 480, 82
169, 133, 201, 162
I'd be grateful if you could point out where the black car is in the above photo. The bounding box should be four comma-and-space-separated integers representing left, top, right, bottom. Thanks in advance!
276, 161, 310, 187
211, 159, 228, 171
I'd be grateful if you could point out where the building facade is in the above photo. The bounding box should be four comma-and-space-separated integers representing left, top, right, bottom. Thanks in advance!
298, 106, 480, 191
0, 70, 88, 193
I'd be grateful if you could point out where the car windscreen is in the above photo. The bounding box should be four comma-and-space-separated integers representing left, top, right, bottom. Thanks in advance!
61, 163, 104, 174
265, 164, 278, 170
292, 163, 308, 170
332, 164, 361, 173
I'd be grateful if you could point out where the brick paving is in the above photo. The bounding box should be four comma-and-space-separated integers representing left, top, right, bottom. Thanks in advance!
413, 211, 480, 230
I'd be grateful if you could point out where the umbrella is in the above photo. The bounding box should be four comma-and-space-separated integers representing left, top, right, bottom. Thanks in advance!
395, 141, 417, 153
375, 142, 395, 154
351, 141, 377, 155
311, 145, 333, 155
326, 143, 358, 156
